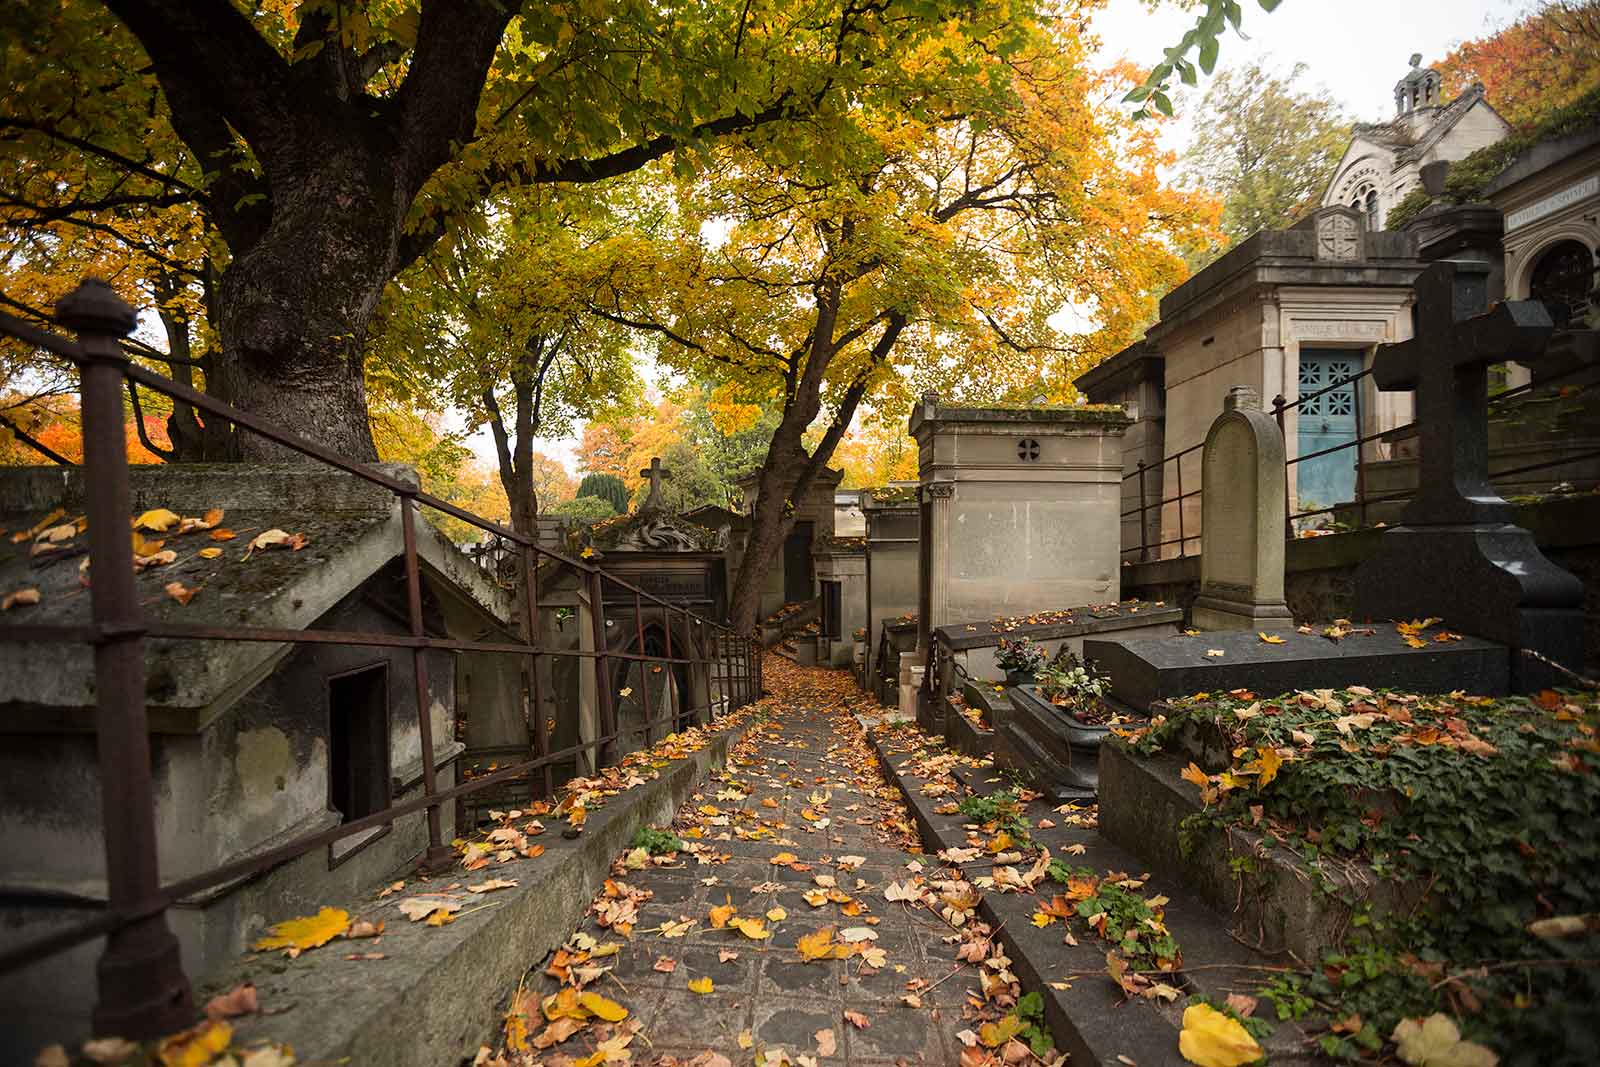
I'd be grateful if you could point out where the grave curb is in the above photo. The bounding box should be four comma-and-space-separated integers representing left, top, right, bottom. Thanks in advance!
861, 729, 1185, 1066
863, 727, 1328, 1066
1099, 741, 1415, 962
219, 717, 751, 1067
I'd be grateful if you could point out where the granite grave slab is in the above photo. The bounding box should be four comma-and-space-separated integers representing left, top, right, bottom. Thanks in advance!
1085, 628, 1509, 711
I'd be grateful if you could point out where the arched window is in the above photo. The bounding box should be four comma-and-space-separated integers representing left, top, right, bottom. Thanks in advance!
1348, 183, 1380, 230
1529, 241, 1596, 327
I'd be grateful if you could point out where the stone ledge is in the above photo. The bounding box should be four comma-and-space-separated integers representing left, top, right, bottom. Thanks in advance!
218, 720, 748, 1067
1099, 743, 1414, 963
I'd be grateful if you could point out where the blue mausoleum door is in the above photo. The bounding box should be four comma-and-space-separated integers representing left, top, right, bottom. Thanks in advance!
1295, 348, 1360, 509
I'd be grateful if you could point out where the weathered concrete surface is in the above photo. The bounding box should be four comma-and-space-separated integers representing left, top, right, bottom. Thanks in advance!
218, 720, 747, 1067
1099, 743, 1415, 962
868, 728, 1327, 1066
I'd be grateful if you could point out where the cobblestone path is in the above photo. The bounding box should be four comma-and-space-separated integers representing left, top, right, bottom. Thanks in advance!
477, 656, 1046, 1066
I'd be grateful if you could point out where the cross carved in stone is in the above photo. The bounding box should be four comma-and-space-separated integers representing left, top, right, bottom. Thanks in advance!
639, 457, 672, 510
1371, 259, 1554, 525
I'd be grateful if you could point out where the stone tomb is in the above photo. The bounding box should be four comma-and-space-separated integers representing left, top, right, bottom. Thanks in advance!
1189, 386, 1295, 632
573, 459, 727, 758
1086, 626, 1511, 711
908, 393, 1131, 646
0, 463, 516, 1052
1087, 259, 1590, 707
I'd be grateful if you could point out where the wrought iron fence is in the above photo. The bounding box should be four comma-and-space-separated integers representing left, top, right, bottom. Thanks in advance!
1120, 350, 1600, 562
0, 279, 762, 1039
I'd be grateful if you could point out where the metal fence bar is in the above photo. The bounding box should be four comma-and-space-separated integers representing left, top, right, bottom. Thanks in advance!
400, 495, 453, 868
0, 277, 767, 1037
59, 282, 195, 1039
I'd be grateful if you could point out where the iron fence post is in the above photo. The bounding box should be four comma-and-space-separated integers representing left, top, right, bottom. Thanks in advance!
1273, 394, 1291, 531
1174, 455, 1186, 558
399, 495, 454, 869
59, 279, 195, 1038
587, 569, 617, 766
1136, 460, 1149, 561
521, 544, 551, 798
1352, 375, 1369, 529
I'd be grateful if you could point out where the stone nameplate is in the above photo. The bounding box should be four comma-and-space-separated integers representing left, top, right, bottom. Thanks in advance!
1293, 319, 1387, 341
1505, 175, 1598, 231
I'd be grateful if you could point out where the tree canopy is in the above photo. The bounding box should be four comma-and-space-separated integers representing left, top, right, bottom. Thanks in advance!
1180, 61, 1349, 254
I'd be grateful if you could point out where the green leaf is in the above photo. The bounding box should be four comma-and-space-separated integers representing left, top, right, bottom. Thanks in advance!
1198, 35, 1219, 75
1153, 91, 1174, 116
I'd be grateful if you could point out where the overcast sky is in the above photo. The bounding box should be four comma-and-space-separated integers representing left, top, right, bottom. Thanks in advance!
489, 0, 1546, 476
1093, 0, 1540, 130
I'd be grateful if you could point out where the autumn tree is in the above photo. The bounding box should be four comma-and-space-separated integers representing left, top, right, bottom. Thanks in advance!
3, 0, 1044, 463
597, 14, 1215, 630
1180, 61, 1350, 254
1437, 1, 1600, 127
372, 185, 640, 536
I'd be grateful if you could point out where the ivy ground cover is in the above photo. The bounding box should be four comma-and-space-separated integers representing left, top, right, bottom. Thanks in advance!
1119, 685, 1599, 1064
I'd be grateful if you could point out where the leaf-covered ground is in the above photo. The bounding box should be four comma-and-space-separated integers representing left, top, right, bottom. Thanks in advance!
475, 654, 1064, 1066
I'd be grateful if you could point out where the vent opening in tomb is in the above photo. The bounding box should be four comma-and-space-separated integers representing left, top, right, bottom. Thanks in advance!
327, 662, 392, 865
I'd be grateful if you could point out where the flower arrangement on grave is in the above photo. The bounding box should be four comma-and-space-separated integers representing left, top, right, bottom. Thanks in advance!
1035, 651, 1116, 725
995, 636, 1046, 681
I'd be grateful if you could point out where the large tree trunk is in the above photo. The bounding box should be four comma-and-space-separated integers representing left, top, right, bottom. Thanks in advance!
727, 451, 805, 634
212, 149, 395, 462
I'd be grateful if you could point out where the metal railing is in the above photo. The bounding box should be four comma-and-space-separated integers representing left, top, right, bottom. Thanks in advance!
0, 279, 762, 1039
1119, 351, 1600, 562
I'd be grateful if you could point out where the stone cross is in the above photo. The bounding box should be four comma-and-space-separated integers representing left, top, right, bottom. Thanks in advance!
639, 457, 672, 511
1371, 259, 1554, 524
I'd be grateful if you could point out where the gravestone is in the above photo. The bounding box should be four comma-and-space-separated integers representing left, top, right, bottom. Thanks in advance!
1352, 259, 1585, 690
1190, 387, 1295, 632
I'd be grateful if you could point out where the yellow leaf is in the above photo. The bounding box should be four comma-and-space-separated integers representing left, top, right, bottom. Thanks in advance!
1178, 1003, 1263, 1067
1180, 762, 1210, 788
202, 507, 225, 528
709, 903, 736, 929
1257, 632, 1286, 645
578, 992, 628, 1022
688, 976, 714, 994
731, 916, 770, 940
157, 1021, 231, 1067
766, 906, 787, 921
199, 547, 223, 559
543, 987, 587, 1021
252, 906, 350, 953
1404, 636, 1428, 649
771, 851, 798, 865
1031, 911, 1057, 928
979, 1014, 1026, 1048
136, 508, 181, 532
797, 926, 839, 961
1255, 746, 1283, 788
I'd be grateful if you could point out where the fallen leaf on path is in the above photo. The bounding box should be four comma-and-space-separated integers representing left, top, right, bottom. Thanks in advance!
815, 1029, 837, 1056
203, 982, 258, 1021
253, 906, 350, 955
1179, 1003, 1262, 1067
688, 976, 714, 994
1, 588, 41, 611
844, 1010, 870, 1029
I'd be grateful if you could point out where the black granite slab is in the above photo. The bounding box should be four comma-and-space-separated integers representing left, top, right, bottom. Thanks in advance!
1084, 628, 1509, 710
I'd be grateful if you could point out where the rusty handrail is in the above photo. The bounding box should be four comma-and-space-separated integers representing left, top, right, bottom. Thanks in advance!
0, 280, 761, 1040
